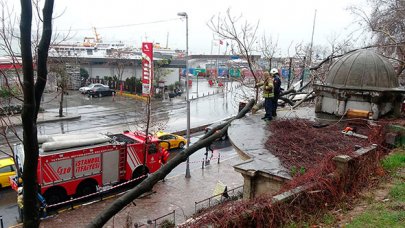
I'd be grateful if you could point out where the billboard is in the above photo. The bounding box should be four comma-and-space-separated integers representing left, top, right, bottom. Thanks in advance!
142, 42, 153, 97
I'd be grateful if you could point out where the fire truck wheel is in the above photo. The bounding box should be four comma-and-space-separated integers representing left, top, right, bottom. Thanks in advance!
44, 187, 67, 205
178, 142, 185, 149
77, 179, 98, 196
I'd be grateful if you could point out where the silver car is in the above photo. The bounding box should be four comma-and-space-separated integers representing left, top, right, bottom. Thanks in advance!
79, 83, 109, 94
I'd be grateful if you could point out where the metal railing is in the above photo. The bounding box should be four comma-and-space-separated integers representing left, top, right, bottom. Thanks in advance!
152, 210, 175, 228
194, 185, 243, 213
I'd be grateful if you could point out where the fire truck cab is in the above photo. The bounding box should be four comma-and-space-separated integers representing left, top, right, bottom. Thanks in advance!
12, 131, 168, 205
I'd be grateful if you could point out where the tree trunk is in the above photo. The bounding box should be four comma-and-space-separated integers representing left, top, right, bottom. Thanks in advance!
87, 99, 256, 228
20, 1, 39, 226
20, 0, 54, 227
59, 90, 64, 117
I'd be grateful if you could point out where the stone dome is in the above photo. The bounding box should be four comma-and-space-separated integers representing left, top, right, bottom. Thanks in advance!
325, 50, 399, 90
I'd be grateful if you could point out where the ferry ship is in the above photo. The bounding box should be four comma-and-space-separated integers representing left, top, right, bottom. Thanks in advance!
49, 29, 180, 60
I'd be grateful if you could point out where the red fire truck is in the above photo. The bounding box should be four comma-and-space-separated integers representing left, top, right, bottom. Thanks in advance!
11, 131, 169, 205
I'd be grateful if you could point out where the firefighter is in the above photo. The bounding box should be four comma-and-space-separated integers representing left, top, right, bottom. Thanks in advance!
37, 192, 47, 217
17, 187, 23, 222
255, 72, 274, 121
270, 68, 282, 117
159, 148, 170, 182
16, 187, 47, 221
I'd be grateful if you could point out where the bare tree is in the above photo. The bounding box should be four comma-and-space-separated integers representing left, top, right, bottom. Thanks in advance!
48, 58, 70, 117
108, 50, 129, 83
259, 34, 279, 70
350, 0, 405, 76
208, 9, 261, 102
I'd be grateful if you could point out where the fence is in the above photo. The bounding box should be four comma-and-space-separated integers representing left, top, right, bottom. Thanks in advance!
151, 210, 175, 227
194, 185, 244, 213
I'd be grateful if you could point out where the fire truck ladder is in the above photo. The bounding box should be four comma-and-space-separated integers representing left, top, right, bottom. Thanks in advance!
119, 147, 127, 179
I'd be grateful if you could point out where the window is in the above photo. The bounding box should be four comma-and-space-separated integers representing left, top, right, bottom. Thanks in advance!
87, 50, 93, 55
148, 144, 157, 154
167, 135, 176, 140
0, 165, 14, 173
159, 135, 168, 140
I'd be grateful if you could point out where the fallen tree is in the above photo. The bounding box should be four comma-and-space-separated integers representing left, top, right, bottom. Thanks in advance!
87, 99, 256, 228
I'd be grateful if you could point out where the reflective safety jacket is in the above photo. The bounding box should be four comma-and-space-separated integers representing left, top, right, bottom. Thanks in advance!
257, 78, 274, 98
17, 194, 23, 209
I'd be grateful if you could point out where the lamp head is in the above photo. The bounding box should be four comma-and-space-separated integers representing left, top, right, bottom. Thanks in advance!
177, 12, 188, 17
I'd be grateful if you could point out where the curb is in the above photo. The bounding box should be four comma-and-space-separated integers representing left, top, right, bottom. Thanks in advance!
37, 115, 81, 124
116, 92, 147, 101
171, 116, 234, 136
8, 115, 82, 127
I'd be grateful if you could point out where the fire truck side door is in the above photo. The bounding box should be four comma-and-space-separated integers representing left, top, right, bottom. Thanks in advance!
102, 150, 120, 185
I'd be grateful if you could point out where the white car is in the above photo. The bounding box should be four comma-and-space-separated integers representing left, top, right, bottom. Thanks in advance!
79, 83, 109, 94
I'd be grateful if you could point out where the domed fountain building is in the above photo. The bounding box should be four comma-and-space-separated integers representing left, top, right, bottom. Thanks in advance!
314, 49, 404, 119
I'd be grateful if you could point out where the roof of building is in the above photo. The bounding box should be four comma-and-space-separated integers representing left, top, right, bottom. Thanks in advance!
325, 50, 399, 90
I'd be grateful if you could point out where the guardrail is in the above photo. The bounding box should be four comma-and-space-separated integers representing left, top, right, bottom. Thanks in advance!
194, 185, 243, 213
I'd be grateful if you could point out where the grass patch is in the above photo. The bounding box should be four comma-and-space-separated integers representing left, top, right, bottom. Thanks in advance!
321, 213, 336, 225
381, 150, 405, 172
345, 151, 405, 228
346, 205, 405, 228
389, 182, 405, 202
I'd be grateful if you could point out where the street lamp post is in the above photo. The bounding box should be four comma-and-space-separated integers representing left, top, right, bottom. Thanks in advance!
178, 12, 191, 178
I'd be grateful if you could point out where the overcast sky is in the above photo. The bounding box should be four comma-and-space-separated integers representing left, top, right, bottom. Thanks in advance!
12, 0, 368, 56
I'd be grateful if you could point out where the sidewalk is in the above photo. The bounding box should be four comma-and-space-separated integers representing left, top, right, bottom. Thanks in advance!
37, 155, 244, 227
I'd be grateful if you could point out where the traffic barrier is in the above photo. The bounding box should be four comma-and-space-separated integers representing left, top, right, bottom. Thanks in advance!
46, 174, 148, 209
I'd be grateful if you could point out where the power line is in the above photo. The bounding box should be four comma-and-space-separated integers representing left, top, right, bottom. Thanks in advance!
56, 17, 181, 32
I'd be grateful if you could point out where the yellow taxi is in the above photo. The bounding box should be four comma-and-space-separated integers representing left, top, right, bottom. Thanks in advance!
0, 157, 16, 188
155, 131, 187, 150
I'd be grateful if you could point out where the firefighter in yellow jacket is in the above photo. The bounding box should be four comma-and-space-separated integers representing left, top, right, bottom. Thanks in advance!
256, 72, 274, 121
17, 187, 23, 222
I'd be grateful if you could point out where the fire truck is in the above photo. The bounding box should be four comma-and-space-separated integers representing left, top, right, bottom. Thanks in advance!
11, 131, 169, 205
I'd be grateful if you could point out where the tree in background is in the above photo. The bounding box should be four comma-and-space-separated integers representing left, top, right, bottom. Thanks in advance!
259, 34, 279, 71
208, 9, 262, 102
48, 59, 69, 117
80, 67, 89, 86
350, 0, 405, 76
153, 58, 172, 99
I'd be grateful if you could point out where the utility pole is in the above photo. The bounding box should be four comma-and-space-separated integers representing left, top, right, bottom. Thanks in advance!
308, 9, 317, 67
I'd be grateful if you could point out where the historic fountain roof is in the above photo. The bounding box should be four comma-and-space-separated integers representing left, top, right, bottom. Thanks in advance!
325, 49, 400, 91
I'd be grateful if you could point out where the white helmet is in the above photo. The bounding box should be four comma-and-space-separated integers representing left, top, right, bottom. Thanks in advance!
270, 68, 278, 75
18, 187, 23, 194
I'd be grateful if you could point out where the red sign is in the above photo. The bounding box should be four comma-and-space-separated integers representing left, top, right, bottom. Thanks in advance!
0, 63, 22, 70
142, 42, 153, 97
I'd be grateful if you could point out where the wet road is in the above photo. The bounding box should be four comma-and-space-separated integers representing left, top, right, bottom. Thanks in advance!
1, 80, 242, 151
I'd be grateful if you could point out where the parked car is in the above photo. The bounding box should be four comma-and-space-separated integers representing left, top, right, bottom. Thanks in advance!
155, 131, 187, 150
0, 157, 16, 188
88, 86, 116, 97
205, 121, 228, 141
79, 83, 109, 94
